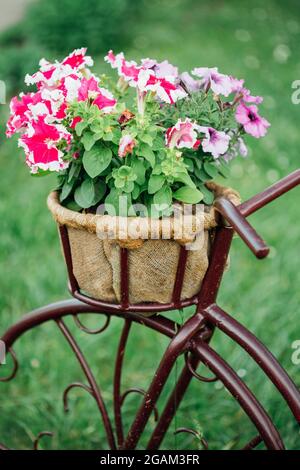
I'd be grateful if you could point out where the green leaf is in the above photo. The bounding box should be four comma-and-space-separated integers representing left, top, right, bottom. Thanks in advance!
173, 186, 203, 204
132, 183, 141, 200
153, 184, 172, 207
218, 161, 230, 178
83, 144, 112, 178
67, 162, 81, 183
137, 144, 155, 168
152, 164, 162, 175
105, 188, 120, 215
174, 171, 196, 189
123, 180, 135, 193
60, 179, 75, 202
131, 158, 146, 185
195, 166, 213, 182
184, 158, 194, 172
81, 131, 97, 151
111, 128, 122, 145
140, 133, 153, 146
74, 178, 95, 208
75, 120, 88, 137
203, 161, 218, 179
105, 189, 131, 216
103, 131, 114, 141
114, 178, 125, 189
64, 199, 82, 212
118, 166, 133, 178
152, 136, 165, 151
148, 174, 165, 194
198, 184, 214, 205
92, 180, 106, 205
30, 169, 51, 177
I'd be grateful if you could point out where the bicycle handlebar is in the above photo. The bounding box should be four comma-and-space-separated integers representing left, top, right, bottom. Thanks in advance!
215, 169, 300, 259
215, 198, 270, 258
239, 169, 300, 217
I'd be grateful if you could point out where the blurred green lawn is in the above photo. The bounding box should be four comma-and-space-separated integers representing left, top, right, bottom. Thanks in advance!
0, 0, 300, 450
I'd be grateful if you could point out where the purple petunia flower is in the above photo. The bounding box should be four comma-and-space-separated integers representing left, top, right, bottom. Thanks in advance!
192, 67, 233, 97
180, 72, 201, 93
236, 103, 270, 138
197, 125, 230, 158
223, 136, 248, 162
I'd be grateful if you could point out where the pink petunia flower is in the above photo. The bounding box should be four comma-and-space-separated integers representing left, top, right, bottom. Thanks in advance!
105, 51, 140, 85
165, 118, 200, 150
58, 74, 82, 102
93, 87, 117, 113
136, 69, 186, 105
105, 51, 186, 106
70, 116, 82, 129
197, 126, 230, 158
235, 103, 270, 138
155, 77, 186, 104
6, 92, 53, 137
19, 116, 71, 173
77, 77, 100, 101
118, 134, 136, 158
105, 50, 124, 69
230, 76, 263, 105
26, 49, 93, 89
192, 67, 233, 97
62, 48, 93, 70
229, 76, 245, 93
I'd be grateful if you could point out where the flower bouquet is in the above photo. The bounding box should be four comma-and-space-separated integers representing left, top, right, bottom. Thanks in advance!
7, 48, 270, 305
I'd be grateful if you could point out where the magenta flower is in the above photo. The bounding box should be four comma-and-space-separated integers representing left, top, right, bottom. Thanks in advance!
70, 116, 82, 129
136, 69, 186, 105
78, 77, 100, 101
19, 116, 71, 173
62, 48, 93, 70
105, 51, 186, 107
197, 126, 230, 158
25, 48, 92, 89
77, 77, 117, 112
6, 92, 51, 137
236, 103, 270, 138
230, 77, 263, 105
192, 67, 233, 97
118, 134, 136, 158
93, 88, 117, 113
241, 89, 263, 105
105, 51, 140, 85
165, 118, 200, 150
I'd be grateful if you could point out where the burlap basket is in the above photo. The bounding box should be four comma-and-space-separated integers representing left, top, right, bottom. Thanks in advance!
47, 183, 240, 305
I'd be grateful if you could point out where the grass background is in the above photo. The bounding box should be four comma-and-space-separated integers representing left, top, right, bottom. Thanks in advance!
0, 0, 300, 450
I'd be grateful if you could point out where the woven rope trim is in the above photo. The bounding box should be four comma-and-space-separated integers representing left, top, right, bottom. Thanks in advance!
47, 182, 240, 248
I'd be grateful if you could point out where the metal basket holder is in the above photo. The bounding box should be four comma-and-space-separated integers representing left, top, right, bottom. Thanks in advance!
1, 170, 300, 450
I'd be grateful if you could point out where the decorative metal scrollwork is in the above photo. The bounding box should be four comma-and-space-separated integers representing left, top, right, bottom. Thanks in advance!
73, 314, 110, 335
174, 427, 209, 450
121, 388, 159, 422
33, 431, 54, 450
62, 382, 95, 413
184, 351, 218, 383
0, 348, 18, 382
